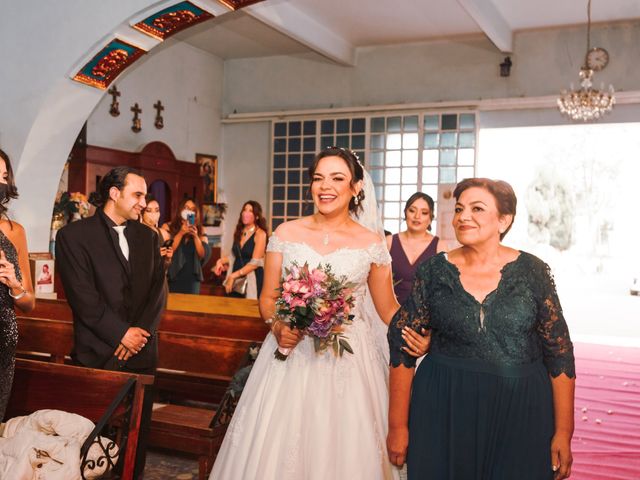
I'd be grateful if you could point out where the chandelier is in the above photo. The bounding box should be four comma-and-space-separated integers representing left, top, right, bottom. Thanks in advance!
557, 0, 615, 121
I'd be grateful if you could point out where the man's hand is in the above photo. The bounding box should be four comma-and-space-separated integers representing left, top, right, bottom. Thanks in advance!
116, 327, 151, 360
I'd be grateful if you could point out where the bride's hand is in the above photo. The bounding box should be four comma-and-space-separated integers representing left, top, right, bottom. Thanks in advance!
402, 327, 430, 358
272, 321, 303, 349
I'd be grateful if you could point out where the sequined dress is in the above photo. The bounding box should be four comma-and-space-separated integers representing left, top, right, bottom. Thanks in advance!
388, 252, 575, 480
210, 235, 401, 480
0, 231, 21, 421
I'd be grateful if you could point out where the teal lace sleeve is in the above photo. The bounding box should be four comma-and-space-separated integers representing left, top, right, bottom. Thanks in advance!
534, 260, 576, 379
388, 261, 431, 368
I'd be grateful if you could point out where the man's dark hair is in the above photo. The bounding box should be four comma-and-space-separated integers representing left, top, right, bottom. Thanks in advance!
96, 166, 142, 207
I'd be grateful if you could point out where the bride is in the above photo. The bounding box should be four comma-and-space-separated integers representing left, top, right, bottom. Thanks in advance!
210, 147, 428, 480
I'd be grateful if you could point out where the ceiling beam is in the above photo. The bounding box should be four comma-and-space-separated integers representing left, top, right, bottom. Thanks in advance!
457, 0, 513, 52
244, 2, 356, 66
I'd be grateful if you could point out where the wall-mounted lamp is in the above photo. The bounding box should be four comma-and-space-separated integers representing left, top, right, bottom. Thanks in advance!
500, 56, 512, 77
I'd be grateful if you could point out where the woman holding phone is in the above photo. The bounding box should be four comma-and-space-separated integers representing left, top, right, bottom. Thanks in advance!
141, 195, 173, 261
163, 197, 211, 294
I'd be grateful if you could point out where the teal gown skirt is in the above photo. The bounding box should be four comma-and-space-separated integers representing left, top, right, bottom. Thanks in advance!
407, 353, 555, 480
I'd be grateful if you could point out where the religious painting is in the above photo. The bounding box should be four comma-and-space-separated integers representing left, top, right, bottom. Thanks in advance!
133, 1, 214, 40
196, 153, 217, 204
72, 39, 145, 90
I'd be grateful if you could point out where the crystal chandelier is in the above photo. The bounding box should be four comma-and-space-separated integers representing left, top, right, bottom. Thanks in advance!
557, 0, 615, 121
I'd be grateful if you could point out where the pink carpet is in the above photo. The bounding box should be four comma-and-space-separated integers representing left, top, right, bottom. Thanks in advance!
572, 342, 640, 480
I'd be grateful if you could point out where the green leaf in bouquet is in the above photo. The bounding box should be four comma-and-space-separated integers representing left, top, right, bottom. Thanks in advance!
332, 336, 339, 356
313, 336, 321, 352
338, 338, 354, 355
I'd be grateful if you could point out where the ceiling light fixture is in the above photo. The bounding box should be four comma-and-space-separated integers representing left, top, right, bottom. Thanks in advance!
557, 0, 615, 121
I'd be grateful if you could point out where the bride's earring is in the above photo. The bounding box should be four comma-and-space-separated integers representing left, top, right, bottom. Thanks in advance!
353, 195, 359, 206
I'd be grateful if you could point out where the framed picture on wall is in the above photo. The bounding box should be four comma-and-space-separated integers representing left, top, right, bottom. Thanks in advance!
196, 153, 217, 204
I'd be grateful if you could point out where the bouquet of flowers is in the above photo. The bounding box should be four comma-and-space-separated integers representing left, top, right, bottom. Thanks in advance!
273, 262, 357, 361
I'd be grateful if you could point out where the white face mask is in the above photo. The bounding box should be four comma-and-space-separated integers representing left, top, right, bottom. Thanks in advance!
180, 209, 192, 220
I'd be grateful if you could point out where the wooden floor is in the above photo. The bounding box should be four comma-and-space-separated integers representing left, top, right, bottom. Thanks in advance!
144, 448, 199, 479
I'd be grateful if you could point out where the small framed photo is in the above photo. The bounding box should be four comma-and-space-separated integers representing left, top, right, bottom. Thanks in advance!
196, 153, 217, 204
32, 258, 55, 294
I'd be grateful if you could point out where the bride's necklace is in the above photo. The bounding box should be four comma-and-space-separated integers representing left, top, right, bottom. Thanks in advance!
316, 218, 350, 246
242, 226, 256, 238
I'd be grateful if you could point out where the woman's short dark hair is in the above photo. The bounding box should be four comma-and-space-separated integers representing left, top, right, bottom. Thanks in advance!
96, 166, 142, 207
453, 178, 517, 240
307, 147, 365, 215
404, 192, 435, 231
0, 148, 19, 218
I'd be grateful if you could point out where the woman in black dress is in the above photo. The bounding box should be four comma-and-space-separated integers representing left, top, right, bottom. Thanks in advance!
387, 178, 575, 480
0, 148, 35, 421
213, 201, 267, 299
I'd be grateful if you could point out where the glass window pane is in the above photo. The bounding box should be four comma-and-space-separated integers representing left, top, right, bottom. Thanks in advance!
424, 115, 439, 131
272, 202, 285, 216
440, 167, 456, 183
385, 185, 401, 201
422, 167, 438, 184
288, 154, 300, 168
384, 201, 401, 218
371, 134, 385, 149
424, 133, 439, 149
274, 122, 287, 137
402, 167, 418, 184
287, 203, 300, 217
352, 135, 365, 150
272, 218, 284, 229
421, 184, 438, 200
273, 170, 285, 184
384, 219, 399, 234
303, 153, 315, 168
386, 134, 402, 150
385, 168, 401, 183
288, 138, 301, 152
303, 137, 316, 152
287, 170, 301, 184
440, 132, 457, 148
402, 185, 416, 201
402, 150, 418, 166
404, 115, 419, 131
459, 113, 475, 130
386, 150, 401, 167
458, 149, 475, 166
352, 118, 366, 133
274, 138, 286, 153
336, 135, 349, 148
457, 166, 475, 181
273, 186, 285, 200
403, 133, 419, 149
370, 169, 384, 184
388, 116, 402, 132
440, 150, 456, 166
423, 150, 438, 166
320, 136, 333, 149
371, 117, 385, 133
336, 119, 350, 134
441, 114, 457, 130
321, 120, 334, 134
274, 155, 286, 168
303, 120, 316, 135
375, 185, 383, 200
459, 132, 475, 148
370, 151, 384, 167
288, 121, 301, 136
287, 186, 300, 200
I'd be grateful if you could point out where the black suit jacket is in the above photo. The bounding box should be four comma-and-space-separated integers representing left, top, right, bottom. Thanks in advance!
55, 211, 167, 370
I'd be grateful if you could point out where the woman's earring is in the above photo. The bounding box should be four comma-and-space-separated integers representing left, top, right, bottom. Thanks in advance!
353, 195, 359, 206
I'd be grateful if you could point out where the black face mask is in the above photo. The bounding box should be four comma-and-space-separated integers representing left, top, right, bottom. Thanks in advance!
0, 184, 7, 202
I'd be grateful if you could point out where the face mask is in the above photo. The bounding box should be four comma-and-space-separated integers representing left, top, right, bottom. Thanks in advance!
0, 184, 8, 202
180, 209, 192, 221
145, 212, 160, 226
241, 211, 254, 224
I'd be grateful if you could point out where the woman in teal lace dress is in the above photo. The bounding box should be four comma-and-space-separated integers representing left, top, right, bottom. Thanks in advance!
387, 178, 576, 480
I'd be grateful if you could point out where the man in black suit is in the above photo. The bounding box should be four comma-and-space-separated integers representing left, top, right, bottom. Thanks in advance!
56, 166, 167, 479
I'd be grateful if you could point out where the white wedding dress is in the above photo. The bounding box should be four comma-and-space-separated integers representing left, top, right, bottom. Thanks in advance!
209, 235, 400, 480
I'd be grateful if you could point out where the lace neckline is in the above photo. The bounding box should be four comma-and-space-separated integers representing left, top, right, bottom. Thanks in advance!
441, 251, 523, 305
273, 235, 383, 258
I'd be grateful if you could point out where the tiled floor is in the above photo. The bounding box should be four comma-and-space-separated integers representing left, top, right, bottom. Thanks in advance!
144, 449, 200, 479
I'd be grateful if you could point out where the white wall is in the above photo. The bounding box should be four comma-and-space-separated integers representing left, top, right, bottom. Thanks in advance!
220, 122, 271, 253
222, 22, 639, 115
87, 41, 224, 162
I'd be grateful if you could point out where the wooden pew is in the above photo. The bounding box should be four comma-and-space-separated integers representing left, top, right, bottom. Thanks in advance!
26, 296, 270, 342
6, 358, 153, 480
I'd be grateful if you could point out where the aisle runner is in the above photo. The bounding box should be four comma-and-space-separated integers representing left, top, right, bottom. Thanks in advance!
572, 343, 640, 480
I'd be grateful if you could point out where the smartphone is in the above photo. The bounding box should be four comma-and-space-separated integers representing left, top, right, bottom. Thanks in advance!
187, 212, 196, 225
162, 239, 173, 248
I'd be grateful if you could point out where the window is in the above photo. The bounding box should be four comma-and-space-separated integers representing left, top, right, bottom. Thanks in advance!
270, 113, 476, 233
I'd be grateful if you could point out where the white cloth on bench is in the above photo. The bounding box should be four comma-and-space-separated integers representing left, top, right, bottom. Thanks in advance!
0, 409, 117, 479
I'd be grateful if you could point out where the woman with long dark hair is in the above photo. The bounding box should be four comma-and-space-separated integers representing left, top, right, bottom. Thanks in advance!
162, 197, 211, 293
213, 200, 267, 299
0, 148, 35, 421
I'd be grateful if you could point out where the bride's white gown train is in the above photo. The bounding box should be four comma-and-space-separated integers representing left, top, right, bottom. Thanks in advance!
209, 236, 400, 480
